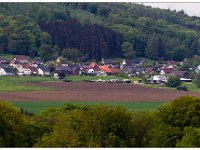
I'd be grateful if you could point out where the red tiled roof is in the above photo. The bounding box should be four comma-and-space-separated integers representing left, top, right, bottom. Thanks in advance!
167, 60, 177, 65
162, 68, 173, 74
14, 55, 28, 60
99, 65, 120, 73
21, 64, 30, 69
89, 62, 98, 68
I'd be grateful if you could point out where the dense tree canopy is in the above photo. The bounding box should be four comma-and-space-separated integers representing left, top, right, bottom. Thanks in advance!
0, 3, 200, 61
1, 96, 200, 147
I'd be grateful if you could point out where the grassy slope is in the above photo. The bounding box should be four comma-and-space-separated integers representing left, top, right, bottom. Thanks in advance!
65, 75, 125, 82
0, 54, 14, 60
0, 76, 56, 92
11, 101, 165, 114
182, 82, 200, 92
145, 82, 200, 92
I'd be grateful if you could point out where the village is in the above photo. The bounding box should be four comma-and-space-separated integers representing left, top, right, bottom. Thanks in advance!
0, 55, 200, 83
0, 55, 199, 87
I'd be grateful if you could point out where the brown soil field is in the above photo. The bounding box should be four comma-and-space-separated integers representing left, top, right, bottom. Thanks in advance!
0, 82, 200, 102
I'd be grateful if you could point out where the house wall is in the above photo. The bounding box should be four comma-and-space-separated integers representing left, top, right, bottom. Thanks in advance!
38, 68, 44, 75
0, 68, 6, 76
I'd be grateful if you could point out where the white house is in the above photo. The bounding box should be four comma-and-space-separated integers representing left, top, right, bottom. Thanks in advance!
0, 67, 13, 76
16, 65, 32, 76
87, 68, 95, 74
148, 75, 168, 84
195, 65, 200, 74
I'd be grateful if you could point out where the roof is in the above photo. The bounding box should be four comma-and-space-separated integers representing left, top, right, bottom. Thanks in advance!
89, 62, 98, 68
146, 67, 153, 73
56, 65, 80, 72
102, 58, 114, 65
2, 67, 12, 73
21, 64, 30, 69
29, 66, 38, 72
123, 59, 142, 66
13, 55, 28, 60
167, 60, 177, 66
171, 70, 188, 78
0, 57, 7, 61
162, 68, 173, 74
99, 65, 120, 73
38, 65, 50, 72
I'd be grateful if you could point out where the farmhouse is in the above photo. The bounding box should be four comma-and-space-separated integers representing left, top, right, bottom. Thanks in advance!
167, 60, 177, 67
170, 70, 189, 79
160, 68, 174, 76
0, 57, 8, 64
0, 67, 13, 76
148, 75, 168, 84
38, 65, 50, 76
12, 55, 29, 64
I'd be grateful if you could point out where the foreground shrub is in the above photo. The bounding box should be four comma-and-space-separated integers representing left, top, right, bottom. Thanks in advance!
176, 86, 187, 91
167, 76, 181, 87
176, 127, 200, 147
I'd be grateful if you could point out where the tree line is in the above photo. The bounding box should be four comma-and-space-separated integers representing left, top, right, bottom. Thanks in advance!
1, 96, 200, 147
0, 3, 200, 61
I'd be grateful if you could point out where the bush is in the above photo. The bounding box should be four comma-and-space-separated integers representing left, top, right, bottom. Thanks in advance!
193, 74, 200, 88
167, 76, 181, 87
177, 86, 187, 91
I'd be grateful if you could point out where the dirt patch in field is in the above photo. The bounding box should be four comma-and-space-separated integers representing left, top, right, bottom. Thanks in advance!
0, 82, 200, 102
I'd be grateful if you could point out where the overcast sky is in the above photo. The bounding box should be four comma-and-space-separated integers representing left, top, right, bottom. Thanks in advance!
141, 3, 200, 17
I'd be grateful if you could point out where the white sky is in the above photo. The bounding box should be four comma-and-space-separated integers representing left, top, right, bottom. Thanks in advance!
141, 3, 200, 17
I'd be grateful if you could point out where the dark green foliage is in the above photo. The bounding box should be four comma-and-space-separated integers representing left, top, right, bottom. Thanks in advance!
177, 86, 188, 91
121, 42, 135, 59
0, 3, 200, 61
0, 102, 51, 147
194, 74, 200, 88
62, 48, 83, 62
1, 96, 200, 147
167, 76, 181, 87
156, 96, 200, 128
148, 125, 183, 147
148, 96, 200, 147
176, 127, 200, 147
36, 106, 135, 147
39, 19, 122, 60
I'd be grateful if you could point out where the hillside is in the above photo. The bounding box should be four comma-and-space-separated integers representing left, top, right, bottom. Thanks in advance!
0, 3, 200, 61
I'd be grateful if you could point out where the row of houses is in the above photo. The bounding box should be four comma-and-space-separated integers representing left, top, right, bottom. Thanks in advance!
0, 55, 50, 76
0, 56, 199, 84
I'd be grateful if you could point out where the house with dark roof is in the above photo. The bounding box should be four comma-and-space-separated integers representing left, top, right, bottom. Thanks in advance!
0, 57, 8, 64
13, 55, 29, 64
120, 59, 143, 68
160, 68, 174, 76
170, 70, 189, 79
38, 65, 50, 76
0, 67, 13, 76
101, 58, 115, 65
54, 64, 80, 76
167, 60, 177, 66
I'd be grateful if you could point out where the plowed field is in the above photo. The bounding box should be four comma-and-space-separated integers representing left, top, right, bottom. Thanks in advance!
0, 82, 200, 102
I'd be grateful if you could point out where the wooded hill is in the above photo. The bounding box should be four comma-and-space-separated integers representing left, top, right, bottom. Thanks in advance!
0, 3, 200, 61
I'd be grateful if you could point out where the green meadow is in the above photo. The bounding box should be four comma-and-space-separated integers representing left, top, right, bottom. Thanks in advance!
0, 76, 56, 92
11, 101, 165, 114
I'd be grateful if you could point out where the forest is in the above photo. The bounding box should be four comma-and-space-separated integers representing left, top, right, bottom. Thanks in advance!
1, 96, 200, 147
0, 3, 200, 61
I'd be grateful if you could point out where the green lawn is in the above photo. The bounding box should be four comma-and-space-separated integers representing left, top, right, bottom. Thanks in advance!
11, 101, 165, 114
182, 82, 200, 92
144, 84, 176, 90
65, 75, 125, 82
0, 76, 57, 92
0, 54, 14, 60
